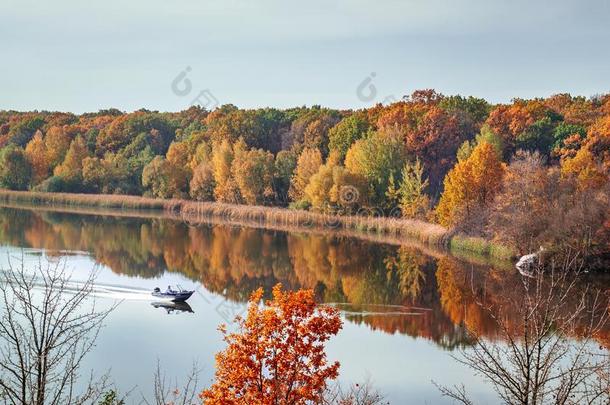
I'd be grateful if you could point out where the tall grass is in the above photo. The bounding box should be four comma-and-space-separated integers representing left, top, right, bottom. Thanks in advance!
180, 201, 450, 247
0, 190, 181, 211
450, 234, 516, 260
0, 189, 514, 260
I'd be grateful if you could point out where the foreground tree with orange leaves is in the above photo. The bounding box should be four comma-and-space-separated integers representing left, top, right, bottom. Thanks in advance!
200, 284, 342, 405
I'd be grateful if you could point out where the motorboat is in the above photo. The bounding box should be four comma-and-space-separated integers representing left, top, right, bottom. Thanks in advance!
152, 285, 194, 302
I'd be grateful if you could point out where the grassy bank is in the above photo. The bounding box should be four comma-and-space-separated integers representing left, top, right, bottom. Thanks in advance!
450, 235, 516, 261
0, 190, 182, 211
0, 189, 515, 261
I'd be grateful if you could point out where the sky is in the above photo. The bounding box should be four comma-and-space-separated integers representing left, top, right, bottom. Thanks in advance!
1, 0, 609, 113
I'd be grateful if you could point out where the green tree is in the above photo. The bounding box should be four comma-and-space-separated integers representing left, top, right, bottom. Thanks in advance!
142, 156, 187, 199
328, 114, 370, 161
7, 116, 45, 147
438, 95, 491, 124
273, 150, 297, 205
344, 129, 407, 207
516, 116, 556, 155
83, 154, 134, 194
552, 122, 586, 152
0, 145, 32, 190
457, 125, 503, 162
398, 159, 430, 219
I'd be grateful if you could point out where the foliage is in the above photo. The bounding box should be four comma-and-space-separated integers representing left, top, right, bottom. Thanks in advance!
189, 162, 215, 201
232, 146, 275, 205
142, 156, 187, 199
304, 158, 369, 214
552, 122, 587, 153
436, 142, 504, 229
289, 147, 323, 202
200, 284, 342, 405
273, 150, 297, 204
328, 114, 371, 161
516, 116, 556, 155
0, 145, 32, 190
438, 94, 491, 124
457, 125, 503, 162
24, 131, 49, 184
344, 129, 407, 207
83, 154, 135, 194
5, 115, 45, 147
287, 108, 341, 156
0, 92, 609, 261
398, 159, 430, 220
98, 391, 125, 405
44, 126, 72, 168
212, 139, 241, 203
54, 136, 88, 183
491, 151, 610, 257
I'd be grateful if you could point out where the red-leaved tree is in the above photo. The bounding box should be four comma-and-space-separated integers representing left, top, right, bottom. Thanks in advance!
200, 284, 342, 405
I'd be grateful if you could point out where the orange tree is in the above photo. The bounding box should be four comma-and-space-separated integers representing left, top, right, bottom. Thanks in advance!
200, 284, 342, 405
436, 141, 505, 229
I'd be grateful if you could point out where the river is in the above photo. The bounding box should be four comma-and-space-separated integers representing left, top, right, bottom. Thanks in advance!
0, 205, 607, 403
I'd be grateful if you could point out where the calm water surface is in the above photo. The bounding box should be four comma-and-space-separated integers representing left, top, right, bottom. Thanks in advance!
0, 206, 605, 403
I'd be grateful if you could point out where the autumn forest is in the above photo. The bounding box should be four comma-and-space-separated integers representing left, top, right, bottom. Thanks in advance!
1, 90, 608, 263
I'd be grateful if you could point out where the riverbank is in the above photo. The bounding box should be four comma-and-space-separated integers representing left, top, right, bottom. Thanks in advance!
0, 189, 515, 261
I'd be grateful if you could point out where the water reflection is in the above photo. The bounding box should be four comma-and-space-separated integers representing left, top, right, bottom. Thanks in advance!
151, 301, 195, 314
0, 206, 607, 348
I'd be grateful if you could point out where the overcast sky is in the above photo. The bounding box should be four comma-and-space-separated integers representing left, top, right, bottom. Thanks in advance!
1, 0, 609, 113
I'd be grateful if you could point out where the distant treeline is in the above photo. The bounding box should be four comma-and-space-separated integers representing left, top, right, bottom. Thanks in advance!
0, 90, 608, 258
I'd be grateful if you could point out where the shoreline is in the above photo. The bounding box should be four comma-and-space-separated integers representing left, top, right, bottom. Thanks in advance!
0, 189, 515, 262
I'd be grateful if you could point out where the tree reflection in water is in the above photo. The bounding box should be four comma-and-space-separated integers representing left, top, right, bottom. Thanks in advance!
0, 206, 607, 350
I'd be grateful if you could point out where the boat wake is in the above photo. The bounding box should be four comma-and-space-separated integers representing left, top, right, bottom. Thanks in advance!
21, 278, 156, 301
86, 283, 155, 301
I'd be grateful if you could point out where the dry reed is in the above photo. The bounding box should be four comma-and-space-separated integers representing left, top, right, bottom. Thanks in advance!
0, 189, 513, 259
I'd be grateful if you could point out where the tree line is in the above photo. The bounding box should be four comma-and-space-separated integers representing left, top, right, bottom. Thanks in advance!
0, 90, 608, 259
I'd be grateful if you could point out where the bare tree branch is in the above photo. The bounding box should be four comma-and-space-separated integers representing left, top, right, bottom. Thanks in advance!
0, 254, 119, 405
436, 252, 609, 404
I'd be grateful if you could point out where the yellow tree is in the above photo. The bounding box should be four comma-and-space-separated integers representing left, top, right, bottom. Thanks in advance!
436, 142, 504, 228
232, 147, 275, 205
165, 141, 192, 191
53, 136, 89, 181
44, 126, 71, 168
304, 156, 368, 214
24, 130, 49, 184
398, 158, 430, 220
289, 148, 323, 202
188, 140, 212, 171
561, 147, 608, 191
212, 139, 241, 203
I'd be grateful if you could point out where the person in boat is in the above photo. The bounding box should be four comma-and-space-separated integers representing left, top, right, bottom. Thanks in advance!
166, 285, 174, 294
